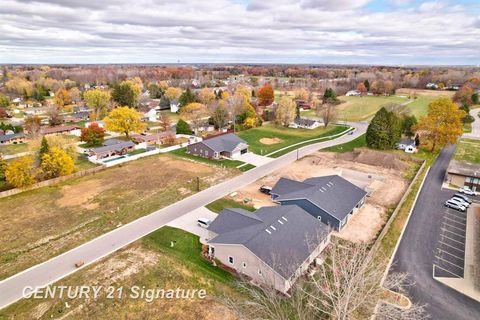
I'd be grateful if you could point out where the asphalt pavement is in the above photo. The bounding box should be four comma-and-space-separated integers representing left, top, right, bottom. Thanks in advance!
389, 145, 480, 319
0, 122, 368, 310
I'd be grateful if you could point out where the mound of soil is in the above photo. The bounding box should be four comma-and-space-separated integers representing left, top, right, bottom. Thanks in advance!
260, 137, 283, 145
336, 149, 407, 171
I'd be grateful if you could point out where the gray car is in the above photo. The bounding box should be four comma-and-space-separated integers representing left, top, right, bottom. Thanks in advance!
445, 199, 466, 212
450, 197, 469, 208
453, 193, 472, 204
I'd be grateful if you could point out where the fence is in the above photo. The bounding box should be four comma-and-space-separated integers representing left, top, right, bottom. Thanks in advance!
0, 165, 106, 199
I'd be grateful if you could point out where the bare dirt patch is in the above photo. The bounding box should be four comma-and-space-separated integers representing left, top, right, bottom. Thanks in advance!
57, 179, 106, 208
234, 150, 411, 242
259, 137, 283, 145
396, 88, 455, 97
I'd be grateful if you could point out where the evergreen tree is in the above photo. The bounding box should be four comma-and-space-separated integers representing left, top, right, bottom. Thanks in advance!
401, 115, 417, 138
39, 136, 50, 162
178, 88, 196, 108
366, 107, 401, 150
364, 79, 370, 91
323, 88, 337, 103
176, 119, 192, 134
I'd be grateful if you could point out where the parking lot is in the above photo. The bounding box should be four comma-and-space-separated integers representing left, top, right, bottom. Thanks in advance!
433, 194, 479, 278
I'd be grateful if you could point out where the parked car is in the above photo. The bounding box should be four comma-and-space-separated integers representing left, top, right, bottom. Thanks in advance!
453, 193, 472, 204
450, 197, 469, 208
445, 199, 466, 212
259, 185, 272, 195
458, 186, 477, 196
197, 218, 211, 228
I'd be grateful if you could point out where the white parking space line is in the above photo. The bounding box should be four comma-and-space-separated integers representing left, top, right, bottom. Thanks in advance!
435, 256, 464, 270
445, 209, 467, 216
443, 216, 466, 226
444, 212, 466, 221
441, 228, 466, 239
438, 241, 465, 253
442, 221, 466, 232
433, 264, 462, 278
440, 234, 465, 245
437, 248, 465, 261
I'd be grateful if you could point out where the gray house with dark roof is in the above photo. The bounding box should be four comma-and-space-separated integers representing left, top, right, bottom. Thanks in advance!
0, 133, 26, 145
271, 175, 367, 230
186, 133, 248, 159
207, 205, 331, 293
87, 140, 135, 160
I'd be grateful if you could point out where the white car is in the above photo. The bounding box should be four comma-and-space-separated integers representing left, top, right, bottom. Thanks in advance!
458, 186, 477, 196
450, 197, 469, 208
197, 218, 211, 228
445, 199, 466, 212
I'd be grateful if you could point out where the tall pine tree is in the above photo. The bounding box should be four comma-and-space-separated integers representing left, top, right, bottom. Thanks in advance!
366, 107, 401, 150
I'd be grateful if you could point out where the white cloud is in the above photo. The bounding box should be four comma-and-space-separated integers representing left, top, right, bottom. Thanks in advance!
0, 0, 478, 64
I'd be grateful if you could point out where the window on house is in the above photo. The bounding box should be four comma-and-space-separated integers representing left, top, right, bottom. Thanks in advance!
228, 256, 234, 264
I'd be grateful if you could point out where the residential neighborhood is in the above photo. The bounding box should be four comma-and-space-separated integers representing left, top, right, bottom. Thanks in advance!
0, 1, 480, 319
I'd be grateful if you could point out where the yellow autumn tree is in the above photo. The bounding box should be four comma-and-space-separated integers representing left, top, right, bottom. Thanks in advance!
5, 156, 36, 188
180, 102, 208, 134
104, 106, 146, 138
415, 97, 465, 152
198, 88, 216, 105
54, 88, 72, 107
41, 147, 75, 179
275, 96, 297, 127
83, 89, 111, 120
164, 87, 182, 101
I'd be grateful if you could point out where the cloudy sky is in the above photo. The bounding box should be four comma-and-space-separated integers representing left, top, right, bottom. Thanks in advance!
0, 0, 479, 65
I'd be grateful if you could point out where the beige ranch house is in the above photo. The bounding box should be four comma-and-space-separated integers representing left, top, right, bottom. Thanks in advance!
186, 133, 248, 159
207, 205, 331, 293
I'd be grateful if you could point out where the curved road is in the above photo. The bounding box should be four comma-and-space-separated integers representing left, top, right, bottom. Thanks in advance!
0, 122, 367, 310
389, 145, 480, 319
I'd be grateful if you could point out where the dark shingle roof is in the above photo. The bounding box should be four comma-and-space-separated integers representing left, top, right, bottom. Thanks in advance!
274, 175, 367, 221
0, 133, 25, 143
208, 205, 330, 279
194, 133, 247, 153
271, 177, 312, 195
90, 141, 135, 154
207, 208, 262, 235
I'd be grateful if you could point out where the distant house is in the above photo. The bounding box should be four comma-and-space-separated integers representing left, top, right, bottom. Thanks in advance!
295, 100, 311, 110
186, 133, 248, 159
271, 175, 367, 230
143, 108, 158, 122
131, 132, 174, 145
41, 125, 82, 136
426, 83, 438, 90
0, 132, 26, 145
447, 160, 480, 192
346, 90, 361, 96
64, 111, 91, 123
87, 140, 135, 160
207, 205, 331, 293
397, 138, 417, 153
289, 117, 321, 130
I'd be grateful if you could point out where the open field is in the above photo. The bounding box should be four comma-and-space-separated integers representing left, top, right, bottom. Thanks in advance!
206, 197, 255, 213
0, 154, 236, 280
0, 227, 239, 319
453, 139, 480, 164
238, 124, 347, 156
334, 95, 408, 121
325, 134, 366, 153
0, 142, 30, 155
232, 150, 416, 243
396, 88, 456, 97
406, 95, 437, 118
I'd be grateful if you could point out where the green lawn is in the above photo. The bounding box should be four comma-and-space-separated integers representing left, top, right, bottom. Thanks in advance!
0, 142, 30, 155
453, 139, 480, 164
335, 95, 408, 121
143, 226, 232, 283
405, 95, 437, 118
324, 134, 367, 153
74, 154, 99, 171
170, 147, 245, 168
128, 148, 147, 156
238, 124, 348, 156
238, 163, 256, 172
206, 198, 256, 213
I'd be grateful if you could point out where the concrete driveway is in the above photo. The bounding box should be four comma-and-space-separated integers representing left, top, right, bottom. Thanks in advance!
166, 207, 217, 244
236, 152, 274, 167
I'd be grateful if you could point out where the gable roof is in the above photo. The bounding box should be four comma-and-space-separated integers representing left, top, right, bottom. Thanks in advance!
271, 177, 312, 195
41, 125, 80, 135
194, 133, 247, 153
274, 175, 367, 221
208, 205, 330, 279
90, 141, 135, 154
0, 133, 25, 143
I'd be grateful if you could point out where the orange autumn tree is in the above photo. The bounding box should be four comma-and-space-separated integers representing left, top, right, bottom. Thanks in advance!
414, 97, 465, 152
357, 82, 367, 96
257, 84, 274, 106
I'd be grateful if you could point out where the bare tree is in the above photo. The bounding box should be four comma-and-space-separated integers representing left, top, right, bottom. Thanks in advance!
47, 106, 63, 126
317, 103, 337, 128
24, 115, 42, 137
158, 111, 171, 132
223, 241, 429, 320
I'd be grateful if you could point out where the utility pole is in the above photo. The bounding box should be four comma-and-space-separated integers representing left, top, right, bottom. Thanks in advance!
196, 176, 200, 192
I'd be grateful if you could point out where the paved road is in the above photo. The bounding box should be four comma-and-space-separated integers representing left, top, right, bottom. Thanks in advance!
463, 108, 480, 139
0, 122, 367, 310
389, 145, 480, 319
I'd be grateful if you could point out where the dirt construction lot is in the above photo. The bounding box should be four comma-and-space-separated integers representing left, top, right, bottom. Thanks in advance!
0, 154, 236, 280
232, 150, 415, 243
